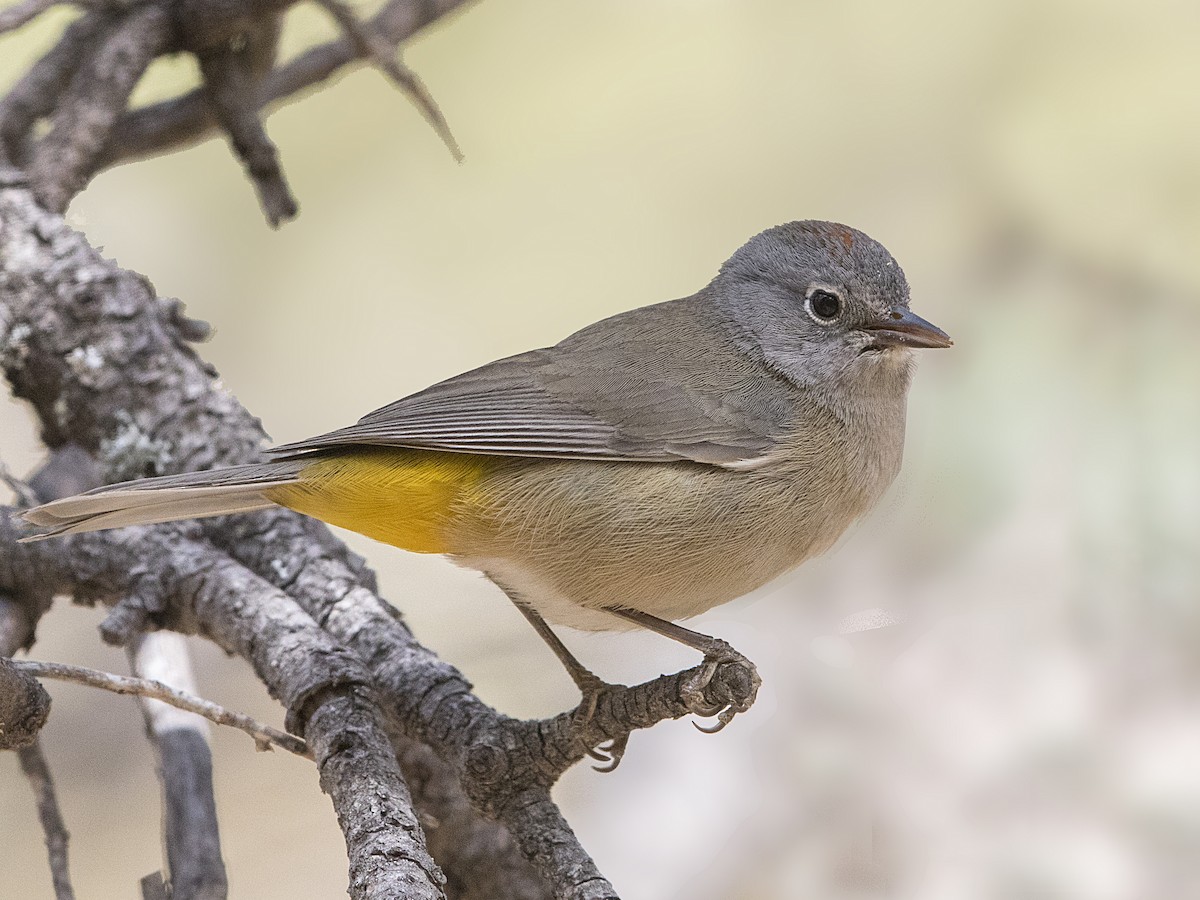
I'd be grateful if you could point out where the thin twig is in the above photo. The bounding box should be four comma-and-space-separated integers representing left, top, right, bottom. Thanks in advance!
1, 595, 74, 899
196, 43, 298, 226
18, 740, 78, 900
12, 658, 312, 757
315, 0, 462, 161
0, 458, 40, 508
0, 0, 60, 36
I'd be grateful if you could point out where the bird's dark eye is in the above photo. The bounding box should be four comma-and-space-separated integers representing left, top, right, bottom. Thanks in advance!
806, 288, 842, 321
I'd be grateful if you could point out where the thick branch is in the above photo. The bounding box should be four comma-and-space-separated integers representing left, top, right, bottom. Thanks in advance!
0, 512, 448, 900
27, 5, 173, 211
0, 591, 35, 653
218, 509, 618, 899
0, 12, 109, 168
395, 738, 547, 900
0, 650, 50, 747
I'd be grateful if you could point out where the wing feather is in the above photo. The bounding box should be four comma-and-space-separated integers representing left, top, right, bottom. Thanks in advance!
270, 296, 797, 466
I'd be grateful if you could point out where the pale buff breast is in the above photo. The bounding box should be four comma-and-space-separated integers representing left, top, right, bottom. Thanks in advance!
447, 402, 905, 631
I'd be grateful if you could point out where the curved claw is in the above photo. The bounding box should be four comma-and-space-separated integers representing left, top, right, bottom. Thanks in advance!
692, 715, 731, 734
680, 666, 724, 719
680, 644, 762, 732
684, 696, 726, 718
590, 734, 629, 773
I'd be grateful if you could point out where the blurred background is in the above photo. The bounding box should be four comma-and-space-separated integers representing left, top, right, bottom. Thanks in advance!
3, 0, 1200, 897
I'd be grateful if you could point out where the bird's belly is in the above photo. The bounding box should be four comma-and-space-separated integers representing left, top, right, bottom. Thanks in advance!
449, 458, 856, 631
463, 547, 799, 631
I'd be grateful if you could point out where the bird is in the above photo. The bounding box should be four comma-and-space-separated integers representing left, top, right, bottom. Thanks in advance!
23, 220, 951, 738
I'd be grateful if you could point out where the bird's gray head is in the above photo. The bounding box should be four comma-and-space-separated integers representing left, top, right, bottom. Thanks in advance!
712, 220, 951, 406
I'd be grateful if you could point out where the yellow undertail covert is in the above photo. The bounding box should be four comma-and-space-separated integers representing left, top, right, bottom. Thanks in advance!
264, 446, 493, 554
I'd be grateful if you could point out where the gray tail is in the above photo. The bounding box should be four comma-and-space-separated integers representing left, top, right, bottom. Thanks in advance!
20, 461, 306, 541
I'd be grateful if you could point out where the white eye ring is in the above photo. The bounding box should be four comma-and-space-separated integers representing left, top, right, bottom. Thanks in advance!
805, 287, 842, 323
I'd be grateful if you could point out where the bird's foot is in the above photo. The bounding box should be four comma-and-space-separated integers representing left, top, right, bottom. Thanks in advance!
571, 670, 619, 727
570, 671, 632, 772
680, 639, 761, 733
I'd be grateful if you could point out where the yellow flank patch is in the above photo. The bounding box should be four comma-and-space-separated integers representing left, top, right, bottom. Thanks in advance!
263, 447, 492, 554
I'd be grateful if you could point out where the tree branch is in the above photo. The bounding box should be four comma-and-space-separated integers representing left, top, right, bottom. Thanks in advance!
196, 42, 298, 226
394, 737, 547, 900
1, 511, 449, 900
129, 632, 229, 900
2, 596, 77, 900
0, 590, 35, 653
26, 5, 173, 211
18, 740, 78, 900
11, 656, 310, 756
0, 0, 60, 36
315, 0, 462, 161
1, 0, 468, 219
0, 12, 108, 168
98, 0, 472, 166
14, 441, 232, 899
0, 636, 50, 749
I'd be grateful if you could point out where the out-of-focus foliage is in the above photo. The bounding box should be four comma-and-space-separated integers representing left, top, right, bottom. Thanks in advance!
2, 1, 1199, 897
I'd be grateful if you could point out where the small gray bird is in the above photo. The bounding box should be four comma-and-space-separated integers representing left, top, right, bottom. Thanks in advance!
25, 221, 951, 730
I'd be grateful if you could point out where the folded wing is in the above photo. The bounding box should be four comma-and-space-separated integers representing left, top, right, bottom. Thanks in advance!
270, 296, 797, 467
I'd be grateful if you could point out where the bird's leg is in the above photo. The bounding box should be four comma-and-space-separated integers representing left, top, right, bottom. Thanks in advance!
510, 598, 614, 705
605, 607, 761, 732
507, 597, 629, 766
